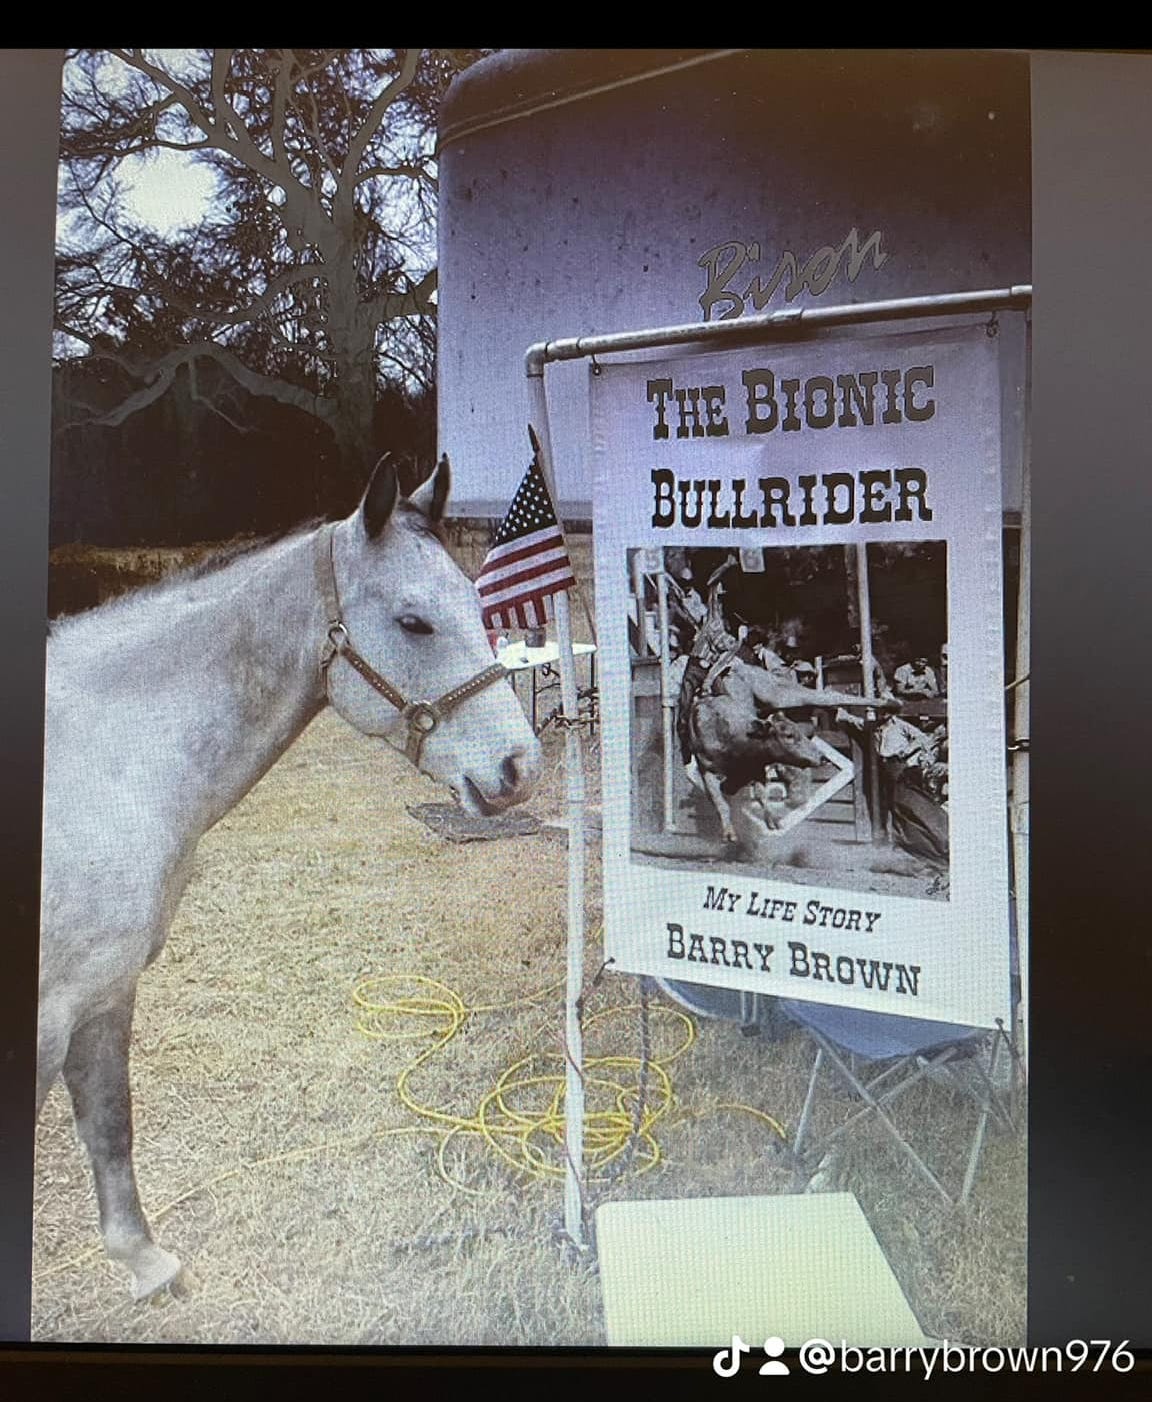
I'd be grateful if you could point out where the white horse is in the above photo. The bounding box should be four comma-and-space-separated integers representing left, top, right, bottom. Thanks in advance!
37, 456, 541, 1300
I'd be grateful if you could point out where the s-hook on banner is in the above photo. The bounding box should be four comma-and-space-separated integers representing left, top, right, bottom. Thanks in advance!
590, 323, 1012, 1029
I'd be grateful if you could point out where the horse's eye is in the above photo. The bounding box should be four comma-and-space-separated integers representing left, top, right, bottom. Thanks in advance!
397, 614, 434, 636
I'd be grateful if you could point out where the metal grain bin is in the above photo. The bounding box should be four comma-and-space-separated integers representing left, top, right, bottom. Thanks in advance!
437, 48, 1029, 521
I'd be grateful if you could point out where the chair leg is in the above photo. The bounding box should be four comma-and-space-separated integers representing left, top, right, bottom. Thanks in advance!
787, 1027, 1019, 1210
959, 1103, 991, 1206
999, 1019, 1028, 1121
815, 1036, 956, 1208
791, 1046, 824, 1189
962, 1034, 1016, 1134
832, 1046, 963, 1142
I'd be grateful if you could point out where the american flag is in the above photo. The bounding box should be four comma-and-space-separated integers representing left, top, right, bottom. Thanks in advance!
475, 433, 577, 631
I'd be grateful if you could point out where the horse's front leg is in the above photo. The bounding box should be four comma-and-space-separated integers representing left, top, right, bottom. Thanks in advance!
62, 986, 182, 1301
701, 768, 738, 844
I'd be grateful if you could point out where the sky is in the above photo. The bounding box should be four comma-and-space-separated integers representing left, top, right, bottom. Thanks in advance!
57, 50, 220, 245
120, 150, 218, 235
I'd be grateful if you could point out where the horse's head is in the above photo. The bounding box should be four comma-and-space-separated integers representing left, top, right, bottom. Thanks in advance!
323, 456, 542, 814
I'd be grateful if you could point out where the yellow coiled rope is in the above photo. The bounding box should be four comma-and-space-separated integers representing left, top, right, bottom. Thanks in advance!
351, 971, 699, 1190
36, 969, 787, 1283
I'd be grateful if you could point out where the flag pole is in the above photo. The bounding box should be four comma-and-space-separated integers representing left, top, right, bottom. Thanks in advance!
1012, 319, 1031, 1064
655, 556, 677, 834
526, 370, 587, 1252
854, 542, 882, 843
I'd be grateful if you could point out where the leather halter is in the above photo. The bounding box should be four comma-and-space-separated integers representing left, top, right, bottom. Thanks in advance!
313, 523, 509, 767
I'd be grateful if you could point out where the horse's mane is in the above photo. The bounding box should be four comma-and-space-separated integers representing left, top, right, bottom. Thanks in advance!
180, 518, 326, 583
48, 518, 327, 646
49, 507, 448, 649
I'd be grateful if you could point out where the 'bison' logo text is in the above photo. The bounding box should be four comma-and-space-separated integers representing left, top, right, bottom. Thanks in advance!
698, 228, 889, 322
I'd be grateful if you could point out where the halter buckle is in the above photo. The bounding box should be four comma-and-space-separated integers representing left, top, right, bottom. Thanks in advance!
403, 701, 440, 736
320, 622, 349, 674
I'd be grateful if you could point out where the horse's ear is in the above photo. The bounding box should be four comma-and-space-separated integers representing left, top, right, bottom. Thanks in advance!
361, 455, 399, 540
408, 454, 451, 524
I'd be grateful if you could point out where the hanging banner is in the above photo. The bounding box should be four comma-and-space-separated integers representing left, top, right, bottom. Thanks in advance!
591, 323, 1012, 1028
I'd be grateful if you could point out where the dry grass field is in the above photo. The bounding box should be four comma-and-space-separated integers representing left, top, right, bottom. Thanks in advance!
34, 536, 1024, 1347
31, 709, 1025, 1347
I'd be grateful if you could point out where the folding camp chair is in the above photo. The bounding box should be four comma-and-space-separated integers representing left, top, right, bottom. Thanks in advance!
657, 978, 788, 1037
781, 887, 1023, 1208
783, 998, 1022, 1208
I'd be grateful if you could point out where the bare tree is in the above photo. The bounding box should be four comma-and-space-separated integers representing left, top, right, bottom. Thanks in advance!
55, 48, 486, 483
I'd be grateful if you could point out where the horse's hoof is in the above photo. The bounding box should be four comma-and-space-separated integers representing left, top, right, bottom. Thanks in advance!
129, 1245, 184, 1302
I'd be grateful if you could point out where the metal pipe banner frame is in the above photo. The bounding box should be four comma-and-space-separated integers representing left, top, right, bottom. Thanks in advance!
525, 284, 1031, 1250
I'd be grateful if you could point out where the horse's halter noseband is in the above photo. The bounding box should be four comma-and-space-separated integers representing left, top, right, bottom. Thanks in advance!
314, 523, 509, 766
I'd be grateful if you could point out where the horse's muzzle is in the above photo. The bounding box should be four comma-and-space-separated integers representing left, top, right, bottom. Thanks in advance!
461, 746, 540, 815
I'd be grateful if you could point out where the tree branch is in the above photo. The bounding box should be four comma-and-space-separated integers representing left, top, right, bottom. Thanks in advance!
191, 342, 336, 418
291, 49, 341, 84
210, 48, 240, 141
291, 85, 340, 181
115, 48, 312, 210
376, 343, 432, 395
339, 49, 421, 201
68, 339, 335, 428
185, 261, 328, 328
355, 160, 436, 191
365, 266, 438, 321
187, 358, 252, 434
270, 49, 291, 165
110, 48, 216, 144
